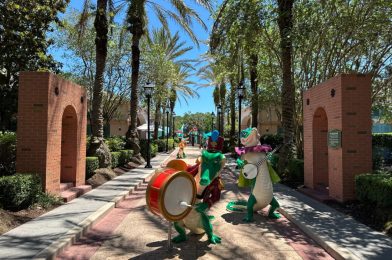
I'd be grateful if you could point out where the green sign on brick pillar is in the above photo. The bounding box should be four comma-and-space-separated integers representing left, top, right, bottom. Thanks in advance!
328, 129, 342, 148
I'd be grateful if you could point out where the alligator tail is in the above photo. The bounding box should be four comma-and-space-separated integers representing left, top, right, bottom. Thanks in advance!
226, 200, 248, 212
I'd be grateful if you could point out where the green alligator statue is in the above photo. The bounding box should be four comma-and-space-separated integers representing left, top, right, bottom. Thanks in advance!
227, 127, 281, 222
172, 149, 225, 244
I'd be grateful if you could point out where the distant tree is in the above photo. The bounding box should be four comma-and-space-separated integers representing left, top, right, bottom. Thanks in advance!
0, 0, 68, 130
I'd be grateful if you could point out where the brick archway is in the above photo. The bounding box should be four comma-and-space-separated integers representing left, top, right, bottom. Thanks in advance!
312, 107, 328, 191
17, 72, 87, 195
303, 74, 372, 202
61, 106, 78, 184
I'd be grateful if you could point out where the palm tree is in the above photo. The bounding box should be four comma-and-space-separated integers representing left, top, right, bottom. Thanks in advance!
82, 0, 112, 168
142, 28, 198, 139
125, 0, 212, 158
277, 0, 295, 173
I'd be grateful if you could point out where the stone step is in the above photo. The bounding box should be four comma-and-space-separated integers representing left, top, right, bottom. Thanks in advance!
60, 182, 74, 192
60, 185, 92, 203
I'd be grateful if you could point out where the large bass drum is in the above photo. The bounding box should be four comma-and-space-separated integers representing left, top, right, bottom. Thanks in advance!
146, 168, 196, 222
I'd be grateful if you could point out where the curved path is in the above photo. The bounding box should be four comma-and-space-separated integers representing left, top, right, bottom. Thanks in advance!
58, 147, 332, 260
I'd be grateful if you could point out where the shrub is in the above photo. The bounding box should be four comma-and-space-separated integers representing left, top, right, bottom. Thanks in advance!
119, 149, 133, 166
111, 152, 121, 167
105, 136, 126, 152
355, 172, 392, 208
260, 134, 283, 149
154, 139, 166, 152
0, 174, 41, 210
140, 140, 156, 159
36, 192, 63, 209
0, 131, 17, 176
372, 134, 392, 169
86, 157, 99, 179
287, 158, 304, 182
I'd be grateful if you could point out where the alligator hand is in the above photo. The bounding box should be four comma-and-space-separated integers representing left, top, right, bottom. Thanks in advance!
236, 158, 245, 168
195, 202, 208, 213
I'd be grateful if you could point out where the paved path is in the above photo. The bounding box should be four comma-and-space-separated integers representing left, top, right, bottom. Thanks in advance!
58, 147, 332, 260
0, 152, 172, 259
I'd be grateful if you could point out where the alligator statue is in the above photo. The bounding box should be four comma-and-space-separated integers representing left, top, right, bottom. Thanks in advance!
227, 127, 281, 222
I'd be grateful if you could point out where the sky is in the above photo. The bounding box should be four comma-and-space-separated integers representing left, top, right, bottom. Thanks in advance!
49, 0, 217, 117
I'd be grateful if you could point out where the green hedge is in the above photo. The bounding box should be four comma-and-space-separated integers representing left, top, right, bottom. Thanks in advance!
0, 174, 41, 210
111, 152, 121, 168
105, 136, 126, 152
153, 138, 175, 152
119, 149, 133, 166
86, 157, 99, 179
355, 173, 392, 208
0, 131, 17, 176
140, 139, 158, 159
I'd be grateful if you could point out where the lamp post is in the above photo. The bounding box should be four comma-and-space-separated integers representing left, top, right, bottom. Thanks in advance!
172, 111, 176, 149
166, 102, 170, 153
217, 104, 222, 134
144, 82, 154, 168
237, 82, 245, 147
211, 112, 215, 131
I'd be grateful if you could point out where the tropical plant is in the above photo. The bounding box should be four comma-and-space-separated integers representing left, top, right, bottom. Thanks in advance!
0, 0, 68, 130
125, 0, 212, 153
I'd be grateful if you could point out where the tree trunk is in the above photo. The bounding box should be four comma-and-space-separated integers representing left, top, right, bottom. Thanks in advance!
250, 54, 259, 128
229, 79, 236, 146
277, 0, 295, 175
88, 0, 111, 168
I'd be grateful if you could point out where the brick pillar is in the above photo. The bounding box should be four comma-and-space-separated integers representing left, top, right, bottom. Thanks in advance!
303, 74, 371, 202
17, 72, 87, 195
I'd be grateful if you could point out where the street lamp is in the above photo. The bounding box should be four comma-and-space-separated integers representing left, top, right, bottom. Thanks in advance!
166, 102, 170, 153
144, 82, 154, 168
217, 104, 222, 134
237, 82, 245, 147
211, 112, 215, 131
172, 111, 176, 149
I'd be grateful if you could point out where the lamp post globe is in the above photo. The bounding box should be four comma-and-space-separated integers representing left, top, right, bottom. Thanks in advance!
144, 82, 154, 168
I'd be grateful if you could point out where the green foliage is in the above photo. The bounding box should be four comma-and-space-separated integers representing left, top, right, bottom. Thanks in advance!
372, 134, 392, 169
356, 172, 392, 208
0, 174, 42, 210
287, 159, 304, 182
260, 134, 284, 149
153, 138, 175, 152
86, 157, 99, 179
0, 131, 17, 176
105, 136, 126, 152
36, 192, 63, 209
111, 152, 121, 168
0, 0, 68, 130
118, 149, 132, 166
140, 139, 158, 159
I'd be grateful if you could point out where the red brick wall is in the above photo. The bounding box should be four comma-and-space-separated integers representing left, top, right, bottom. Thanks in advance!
303, 74, 371, 202
17, 72, 87, 195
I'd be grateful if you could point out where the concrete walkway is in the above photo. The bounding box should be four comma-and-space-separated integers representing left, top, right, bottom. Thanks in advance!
58, 147, 333, 260
0, 151, 172, 260
274, 184, 392, 260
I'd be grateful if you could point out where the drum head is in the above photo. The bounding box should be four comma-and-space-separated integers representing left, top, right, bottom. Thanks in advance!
164, 175, 194, 216
243, 164, 258, 179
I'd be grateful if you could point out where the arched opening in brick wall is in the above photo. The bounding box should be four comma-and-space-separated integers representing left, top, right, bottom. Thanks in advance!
60, 105, 78, 185
312, 107, 329, 192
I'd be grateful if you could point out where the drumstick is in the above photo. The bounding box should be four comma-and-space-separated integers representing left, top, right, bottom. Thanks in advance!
179, 201, 194, 208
